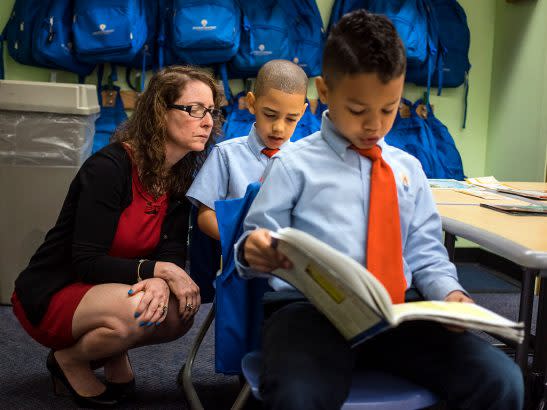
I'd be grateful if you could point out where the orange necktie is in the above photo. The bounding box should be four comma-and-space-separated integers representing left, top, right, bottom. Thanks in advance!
262, 148, 280, 158
351, 144, 406, 304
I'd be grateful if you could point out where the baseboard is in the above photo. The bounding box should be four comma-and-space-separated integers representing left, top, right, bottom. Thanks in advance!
454, 248, 524, 284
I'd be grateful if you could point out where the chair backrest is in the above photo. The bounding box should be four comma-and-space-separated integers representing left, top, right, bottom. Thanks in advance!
214, 182, 271, 375
242, 351, 439, 410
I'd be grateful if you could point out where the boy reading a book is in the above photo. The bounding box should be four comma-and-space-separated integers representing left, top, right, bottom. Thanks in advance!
236, 10, 524, 410
186, 60, 308, 240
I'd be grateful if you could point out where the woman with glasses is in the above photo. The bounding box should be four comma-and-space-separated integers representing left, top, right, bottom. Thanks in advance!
11, 66, 222, 407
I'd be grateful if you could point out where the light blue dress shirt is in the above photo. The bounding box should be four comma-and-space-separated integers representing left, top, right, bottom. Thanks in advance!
236, 112, 465, 301
187, 125, 289, 210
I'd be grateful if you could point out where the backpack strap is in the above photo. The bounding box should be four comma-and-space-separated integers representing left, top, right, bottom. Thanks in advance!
157, 0, 167, 69
0, 29, 5, 80
462, 72, 469, 129
218, 63, 233, 104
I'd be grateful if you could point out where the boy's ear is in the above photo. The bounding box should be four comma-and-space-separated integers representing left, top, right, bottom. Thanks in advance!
301, 101, 308, 117
246, 92, 256, 114
315, 77, 329, 105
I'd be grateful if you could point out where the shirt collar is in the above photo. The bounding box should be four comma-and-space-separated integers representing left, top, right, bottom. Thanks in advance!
320, 110, 386, 159
247, 123, 290, 159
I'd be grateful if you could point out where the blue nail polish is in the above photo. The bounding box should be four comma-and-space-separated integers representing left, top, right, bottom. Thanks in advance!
127, 289, 133, 295
134, 312, 141, 318
147, 322, 153, 327
139, 322, 146, 327
155, 322, 161, 326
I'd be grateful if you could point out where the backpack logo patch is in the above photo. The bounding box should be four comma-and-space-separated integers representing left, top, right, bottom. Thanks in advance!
93, 23, 114, 36
251, 44, 272, 56
193, 19, 216, 31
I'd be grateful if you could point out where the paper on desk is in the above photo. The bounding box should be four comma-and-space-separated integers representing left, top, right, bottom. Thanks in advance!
467, 177, 547, 200
452, 189, 504, 200
429, 179, 473, 190
466, 176, 506, 190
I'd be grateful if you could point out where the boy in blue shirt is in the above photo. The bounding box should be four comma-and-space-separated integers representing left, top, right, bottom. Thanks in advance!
236, 10, 524, 410
186, 60, 308, 240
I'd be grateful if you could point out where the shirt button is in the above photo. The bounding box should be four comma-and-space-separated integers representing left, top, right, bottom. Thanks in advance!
163, 234, 168, 240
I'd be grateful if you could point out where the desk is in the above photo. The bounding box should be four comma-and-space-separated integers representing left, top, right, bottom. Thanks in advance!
433, 183, 547, 408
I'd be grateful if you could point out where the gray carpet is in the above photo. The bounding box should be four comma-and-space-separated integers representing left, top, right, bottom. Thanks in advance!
0, 303, 241, 409
0, 263, 535, 409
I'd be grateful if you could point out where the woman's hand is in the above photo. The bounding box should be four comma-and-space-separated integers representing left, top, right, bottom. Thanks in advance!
128, 277, 170, 326
244, 229, 293, 272
154, 262, 201, 322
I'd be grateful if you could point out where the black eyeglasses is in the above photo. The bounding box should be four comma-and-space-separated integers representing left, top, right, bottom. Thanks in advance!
167, 104, 222, 120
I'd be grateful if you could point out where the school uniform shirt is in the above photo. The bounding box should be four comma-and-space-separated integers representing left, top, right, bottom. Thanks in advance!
235, 112, 465, 301
186, 124, 290, 210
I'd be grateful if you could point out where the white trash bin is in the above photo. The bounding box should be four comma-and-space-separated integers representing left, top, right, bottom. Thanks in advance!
0, 80, 100, 304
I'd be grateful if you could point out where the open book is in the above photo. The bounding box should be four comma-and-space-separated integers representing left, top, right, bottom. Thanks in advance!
270, 228, 524, 346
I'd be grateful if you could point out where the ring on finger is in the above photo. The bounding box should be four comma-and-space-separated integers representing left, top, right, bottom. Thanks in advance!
162, 305, 168, 315
185, 303, 194, 311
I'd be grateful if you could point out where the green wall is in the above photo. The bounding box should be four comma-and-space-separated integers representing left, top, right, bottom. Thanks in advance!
486, 0, 547, 182
2, 0, 544, 182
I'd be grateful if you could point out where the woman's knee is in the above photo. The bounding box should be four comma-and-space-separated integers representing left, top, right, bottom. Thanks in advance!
158, 311, 194, 342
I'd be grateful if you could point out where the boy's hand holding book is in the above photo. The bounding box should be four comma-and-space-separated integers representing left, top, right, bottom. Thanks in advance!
444, 290, 474, 332
244, 228, 293, 272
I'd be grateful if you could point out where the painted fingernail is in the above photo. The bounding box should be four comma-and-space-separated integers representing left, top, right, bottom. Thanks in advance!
156, 322, 161, 326
128, 289, 133, 295
134, 312, 141, 318
147, 322, 154, 327
139, 322, 147, 327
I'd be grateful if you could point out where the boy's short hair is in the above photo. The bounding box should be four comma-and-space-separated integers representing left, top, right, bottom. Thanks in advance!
323, 9, 406, 85
254, 59, 308, 98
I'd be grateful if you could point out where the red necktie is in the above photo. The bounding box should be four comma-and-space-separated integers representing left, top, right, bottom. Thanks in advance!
350, 144, 406, 304
262, 148, 280, 158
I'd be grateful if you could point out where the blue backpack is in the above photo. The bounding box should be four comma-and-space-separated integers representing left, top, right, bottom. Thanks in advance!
407, 0, 470, 91
72, 0, 148, 65
126, 0, 159, 71
286, 0, 325, 77
166, 0, 240, 65
228, 0, 292, 78
385, 99, 465, 179
328, 0, 433, 67
1, 0, 50, 70
419, 99, 465, 180
385, 99, 443, 178
291, 102, 321, 142
220, 92, 255, 143
32, 0, 95, 79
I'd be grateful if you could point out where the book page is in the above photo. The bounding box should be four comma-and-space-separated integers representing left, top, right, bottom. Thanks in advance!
273, 228, 393, 319
391, 301, 524, 342
270, 230, 392, 342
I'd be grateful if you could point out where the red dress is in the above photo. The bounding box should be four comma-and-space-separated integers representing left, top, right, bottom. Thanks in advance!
12, 163, 168, 350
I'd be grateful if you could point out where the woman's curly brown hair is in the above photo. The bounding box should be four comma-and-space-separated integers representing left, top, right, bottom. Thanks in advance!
113, 65, 223, 200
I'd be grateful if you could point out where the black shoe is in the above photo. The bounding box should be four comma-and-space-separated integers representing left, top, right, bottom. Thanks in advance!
46, 350, 118, 408
106, 378, 136, 401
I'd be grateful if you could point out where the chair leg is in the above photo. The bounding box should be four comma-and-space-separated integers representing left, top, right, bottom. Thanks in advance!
179, 298, 216, 410
516, 268, 536, 375
230, 382, 252, 410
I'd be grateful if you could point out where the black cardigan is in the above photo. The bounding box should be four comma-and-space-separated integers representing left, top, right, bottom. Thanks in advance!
15, 143, 191, 326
